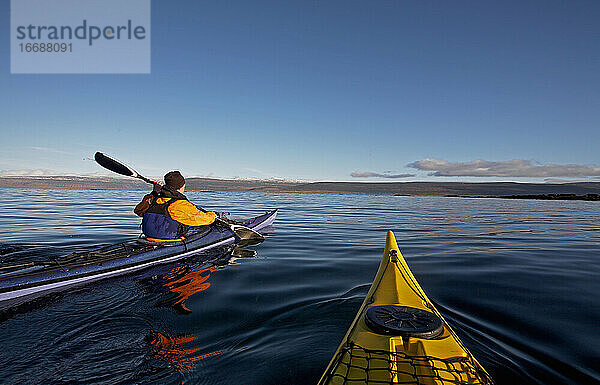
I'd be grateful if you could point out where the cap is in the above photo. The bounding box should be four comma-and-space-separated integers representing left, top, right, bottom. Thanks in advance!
164, 171, 185, 189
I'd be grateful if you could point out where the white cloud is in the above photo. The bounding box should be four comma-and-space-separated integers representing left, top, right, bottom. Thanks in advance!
544, 178, 600, 184
0, 169, 61, 177
27, 146, 72, 155
351, 171, 415, 179
0, 169, 117, 178
408, 158, 600, 178
243, 167, 269, 176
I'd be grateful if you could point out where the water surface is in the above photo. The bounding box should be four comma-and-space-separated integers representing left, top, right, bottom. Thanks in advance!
0, 189, 598, 384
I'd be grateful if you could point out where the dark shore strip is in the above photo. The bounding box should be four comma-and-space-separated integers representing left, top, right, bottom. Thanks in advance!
499, 194, 600, 201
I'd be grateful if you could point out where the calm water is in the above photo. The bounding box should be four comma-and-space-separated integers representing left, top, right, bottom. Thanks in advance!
0, 188, 599, 385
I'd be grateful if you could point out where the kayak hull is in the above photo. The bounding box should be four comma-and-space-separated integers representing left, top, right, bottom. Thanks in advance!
0, 210, 277, 310
318, 231, 493, 385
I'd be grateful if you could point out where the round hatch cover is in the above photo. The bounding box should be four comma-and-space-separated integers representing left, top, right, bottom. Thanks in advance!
364, 305, 443, 339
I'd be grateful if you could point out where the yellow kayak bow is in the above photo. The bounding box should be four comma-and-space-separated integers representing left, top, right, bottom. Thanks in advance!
318, 231, 493, 385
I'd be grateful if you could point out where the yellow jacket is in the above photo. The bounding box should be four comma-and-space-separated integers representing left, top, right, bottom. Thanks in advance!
135, 194, 216, 226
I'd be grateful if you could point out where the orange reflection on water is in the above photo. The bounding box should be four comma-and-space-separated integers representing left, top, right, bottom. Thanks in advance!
159, 265, 219, 313
149, 331, 222, 372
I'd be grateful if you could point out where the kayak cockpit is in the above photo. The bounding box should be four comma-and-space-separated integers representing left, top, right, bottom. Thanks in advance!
136, 225, 214, 247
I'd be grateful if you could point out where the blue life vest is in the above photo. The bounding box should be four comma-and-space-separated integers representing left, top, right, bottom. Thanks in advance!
141, 188, 189, 239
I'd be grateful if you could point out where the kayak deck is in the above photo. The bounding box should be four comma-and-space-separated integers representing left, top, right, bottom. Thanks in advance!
0, 210, 277, 309
319, 231, 493, 385
0, 226, 214, 280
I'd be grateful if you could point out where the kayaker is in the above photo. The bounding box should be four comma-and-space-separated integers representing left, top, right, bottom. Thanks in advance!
134, 171, 217, 241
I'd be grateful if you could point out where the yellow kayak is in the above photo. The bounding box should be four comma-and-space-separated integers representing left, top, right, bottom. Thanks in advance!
318, 231, 494, 385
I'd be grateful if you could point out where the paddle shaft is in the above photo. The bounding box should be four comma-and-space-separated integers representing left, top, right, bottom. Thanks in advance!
136, 174, 155, 184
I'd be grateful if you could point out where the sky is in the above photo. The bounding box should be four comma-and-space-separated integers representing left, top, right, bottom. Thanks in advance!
1, 1, 599, 182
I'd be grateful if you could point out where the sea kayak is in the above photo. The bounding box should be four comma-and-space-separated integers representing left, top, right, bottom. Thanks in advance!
0, 210, 277, 310
318, 231, 493, 385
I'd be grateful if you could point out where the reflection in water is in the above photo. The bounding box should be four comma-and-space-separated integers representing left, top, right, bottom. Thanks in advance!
146, 245, 260, 376
148, 330, 221, 372
155, 265, 219, 313
230, 246, 258, 258
151, 244, 261, 313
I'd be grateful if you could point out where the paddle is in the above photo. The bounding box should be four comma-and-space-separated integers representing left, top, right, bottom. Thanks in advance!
94, 152, 264, 241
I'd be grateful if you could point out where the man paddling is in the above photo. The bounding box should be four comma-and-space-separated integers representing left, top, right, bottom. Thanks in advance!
134, 171, 216, 241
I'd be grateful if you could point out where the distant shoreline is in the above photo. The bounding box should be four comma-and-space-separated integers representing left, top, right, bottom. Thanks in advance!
442, 194, 600, 201
1, 176, 600, 201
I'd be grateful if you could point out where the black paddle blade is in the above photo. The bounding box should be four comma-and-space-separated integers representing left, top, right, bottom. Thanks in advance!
230, 224, 265, 242
95, 152, 135, 177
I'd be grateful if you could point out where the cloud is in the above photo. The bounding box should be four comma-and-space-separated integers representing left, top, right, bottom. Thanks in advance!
27, 146, 71, 155
0, 169, 116, 177
544, 177, 600, 184
243, 167, 270, 177
0, 169, 61, 177
351, 171, 415, 179
407, 158, 600, 178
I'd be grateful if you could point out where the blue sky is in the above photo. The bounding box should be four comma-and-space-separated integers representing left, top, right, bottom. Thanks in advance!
1, 1, 599, 182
